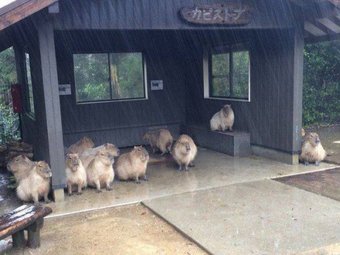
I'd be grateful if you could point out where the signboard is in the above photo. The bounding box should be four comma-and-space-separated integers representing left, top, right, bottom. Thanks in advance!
59, 84, 71, 95
180, 3, 252, 25
151, 80, 164, 90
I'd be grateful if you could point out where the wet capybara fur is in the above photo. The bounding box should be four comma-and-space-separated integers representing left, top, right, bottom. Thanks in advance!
86, 150, 114, 192
115, 146, 149, 183
7, 155, 34, 183
210, 104, 235, 132
65, 153, 87, 196
67, 136, 95, 155
143, 129, 173, 155
300, 132, 326, 165
16, 161, 52, 204
80, 143, 120, 169
171, 134, 197, 171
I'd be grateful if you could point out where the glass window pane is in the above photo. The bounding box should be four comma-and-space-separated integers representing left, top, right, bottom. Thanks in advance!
74, 54, 110, 102
25, 53, 34, 115
211, 77, 230, 97
212, 53, 229, 76
232, 51, 249, 99
109, 53, 144, 100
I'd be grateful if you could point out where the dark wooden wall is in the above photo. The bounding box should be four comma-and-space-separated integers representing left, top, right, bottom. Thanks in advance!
55, 29, 302, 154
54, 0, 294, 30
182, 29, 302, 153
55, 30, 186, 147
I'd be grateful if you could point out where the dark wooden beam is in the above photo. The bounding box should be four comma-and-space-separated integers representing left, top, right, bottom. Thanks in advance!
0, 0, 58, 31
48, 2, 59, 14
37, 18, 65, 192
305, 32, 340, 43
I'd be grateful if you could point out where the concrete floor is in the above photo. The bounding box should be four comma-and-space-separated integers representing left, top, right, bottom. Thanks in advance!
143, 180, 340, 255
47, 148, 337, 217
1, 147, 338, 254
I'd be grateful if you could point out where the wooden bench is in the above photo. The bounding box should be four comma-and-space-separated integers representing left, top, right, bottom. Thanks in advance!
185, 124, 251, 156
0, 205, 52, 249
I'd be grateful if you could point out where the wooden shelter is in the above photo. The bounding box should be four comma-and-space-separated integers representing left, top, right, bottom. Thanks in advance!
0, 0, 339, 200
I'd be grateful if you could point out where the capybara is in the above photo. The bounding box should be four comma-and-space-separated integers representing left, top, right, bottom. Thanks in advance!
65, 153, 87, 196
210, 104, 235, 132
7, 155, 34, 183
300, 132, 326, 165
16, 161, 52, 204
171, 134, 197, 171
80, 143, 120, 169
143, 129, 173, 155
115, 146, 149, 183
86, 150, 114, 192
67, 136, 94, 155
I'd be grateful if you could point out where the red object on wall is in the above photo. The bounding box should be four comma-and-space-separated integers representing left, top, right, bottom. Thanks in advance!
11, 84, 23, 113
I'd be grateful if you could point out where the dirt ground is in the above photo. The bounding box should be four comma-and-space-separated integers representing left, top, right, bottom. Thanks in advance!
0, 204, 208, 255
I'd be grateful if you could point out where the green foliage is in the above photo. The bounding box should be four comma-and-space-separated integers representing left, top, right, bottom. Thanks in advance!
211, 51, 249, 98
0, 47, 16, 86
74, 54, 110, 101
74, 53, 144, 102
303, 40, 340, 126
0, 47, 20, 144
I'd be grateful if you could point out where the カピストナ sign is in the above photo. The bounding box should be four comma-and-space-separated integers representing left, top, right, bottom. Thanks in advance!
180, 3, 253, 25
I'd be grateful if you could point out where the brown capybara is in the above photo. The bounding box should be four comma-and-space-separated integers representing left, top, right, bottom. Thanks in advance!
115, 146, 149, 183
80, 143, 120, 168
16, 161, 52, 204
65, 153, 87, 196
171, 134, 197, 171
210, 104, 235, 132
67, 136, 94, 155
300, 132, 326, 165
143, 129, 173, 155
86, 150, 114, 192
7, 155, 34, 183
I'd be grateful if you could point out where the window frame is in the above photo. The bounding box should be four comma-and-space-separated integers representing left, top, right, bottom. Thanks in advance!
23, 51, 35, 119
204, 43, 251, 102
73, 51, 148, 104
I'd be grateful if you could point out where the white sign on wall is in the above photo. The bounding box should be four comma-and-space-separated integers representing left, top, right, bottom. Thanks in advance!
150, 80, 163, 90
59, 84, 71, 95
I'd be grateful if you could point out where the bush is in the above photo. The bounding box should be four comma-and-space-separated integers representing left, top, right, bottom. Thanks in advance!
303, 40, 340, 126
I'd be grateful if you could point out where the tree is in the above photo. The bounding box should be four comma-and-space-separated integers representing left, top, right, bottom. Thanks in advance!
303, 40, 340, 126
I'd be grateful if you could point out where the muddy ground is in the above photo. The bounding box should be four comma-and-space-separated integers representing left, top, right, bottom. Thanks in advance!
0, 204, 208, 255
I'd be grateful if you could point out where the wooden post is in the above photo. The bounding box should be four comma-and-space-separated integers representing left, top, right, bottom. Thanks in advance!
27, 218, 44, 248
291, 7, 305, 163
37, 18, 66, 198
12, 230, 26, 248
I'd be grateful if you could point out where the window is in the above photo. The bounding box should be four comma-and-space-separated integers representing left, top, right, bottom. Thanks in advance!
24, 52, 35, 116
204, 44, 250, 101
74, 52, 146, 103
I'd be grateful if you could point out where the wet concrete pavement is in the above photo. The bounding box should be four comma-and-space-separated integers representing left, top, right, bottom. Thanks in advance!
47, 148, 337, 217
143, 180, 340, 255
